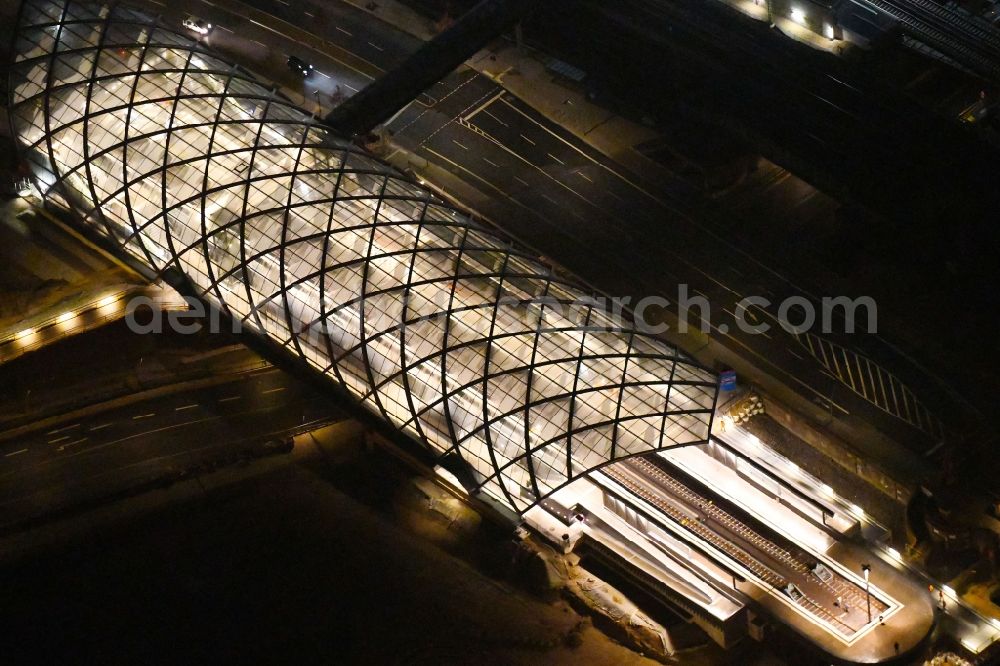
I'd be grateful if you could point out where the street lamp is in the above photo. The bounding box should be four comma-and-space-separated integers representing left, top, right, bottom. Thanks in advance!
862, 563, 872, 623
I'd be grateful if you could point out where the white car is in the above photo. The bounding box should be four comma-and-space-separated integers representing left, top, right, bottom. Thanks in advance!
182, 15, 212, 35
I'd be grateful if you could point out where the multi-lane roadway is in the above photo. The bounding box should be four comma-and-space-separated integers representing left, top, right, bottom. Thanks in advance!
0, 368, 343, 527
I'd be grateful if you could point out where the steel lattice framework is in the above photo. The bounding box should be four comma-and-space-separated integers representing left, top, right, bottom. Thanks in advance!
7, 0, 718, 513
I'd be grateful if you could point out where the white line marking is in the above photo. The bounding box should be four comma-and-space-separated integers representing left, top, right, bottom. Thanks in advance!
547, 153, 565, 165
482, 109, 508, 127
367, 41, 384, 51
57, 438, 87, 451
317, 71, 330, 78
262, 387, 287, 394
48, 435, 71, 444
462, 90, 504, 122
925, 440, 946, 457
5, 448, 28, 457
336, 26, 353, 36
47, 423, 80, 435
133, 413, 156, 420
89, 423, 114, 432
219, 25, 233, 33
576, 171, 593, 183
519, 133, 536, 145
304, 11, 314, 17
175, 404, 199, 411
483, 157, 500, 168
219, 396, 242, 402
451, 139, 469, 150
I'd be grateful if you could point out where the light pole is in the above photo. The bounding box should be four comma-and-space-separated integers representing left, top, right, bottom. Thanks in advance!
862, 563, 872, 623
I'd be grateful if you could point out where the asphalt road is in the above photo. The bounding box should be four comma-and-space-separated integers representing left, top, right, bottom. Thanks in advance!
0, 368, 343, 524
384, 67, 947, 457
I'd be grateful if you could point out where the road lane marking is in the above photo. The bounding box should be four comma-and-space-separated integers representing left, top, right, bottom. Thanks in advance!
48, 435, 71, 444
317, 71, 330, 78
218, 25, 233, 33
456, 121, 599, 211
5, 449, 28, 457
89, 423, 114, 431
253, 39, 266, 47
462, 90, 504, 122
304, 10, 314, 17
46, 408, 290, 462
262, 387, 287, 394
422, 147, 524, 206
47, 423, 80, 435
483, 157, 500, 168
501, 97, 666, 202
925, 440, 946, 457
547, 153, 565, 165
175, 404, 199, 411
57, 438, 87, 452
219, 396, 242, 402
451, 139, 469, 150
336, 26, 353, 36
483, 109, 508, 127
133, 413, 156, 420
367, 41, 384, 51
576, 171, 593, 183
234, 14, 377, 80
513, 176, 529, 187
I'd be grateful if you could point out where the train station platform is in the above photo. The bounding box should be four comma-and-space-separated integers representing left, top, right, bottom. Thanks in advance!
525, 430, 936, 662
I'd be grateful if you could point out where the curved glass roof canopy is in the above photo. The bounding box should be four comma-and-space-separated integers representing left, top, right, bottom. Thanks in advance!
7, 0, 718, 513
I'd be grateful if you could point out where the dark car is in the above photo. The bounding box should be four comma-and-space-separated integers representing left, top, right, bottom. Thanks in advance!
287, 55, 314, 77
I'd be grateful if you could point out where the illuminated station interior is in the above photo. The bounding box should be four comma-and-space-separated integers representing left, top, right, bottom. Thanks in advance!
6, 0, 946, 661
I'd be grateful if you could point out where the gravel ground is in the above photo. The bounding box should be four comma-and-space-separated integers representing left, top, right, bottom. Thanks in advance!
0, 453, 661, 665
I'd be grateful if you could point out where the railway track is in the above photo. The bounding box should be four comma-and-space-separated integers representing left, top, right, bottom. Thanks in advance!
605, 455, 888, 636
864, 0, 1000, 80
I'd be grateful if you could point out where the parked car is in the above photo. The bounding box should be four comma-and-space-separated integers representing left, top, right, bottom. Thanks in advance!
182, 15, 212, 35
287, 55, 314, 77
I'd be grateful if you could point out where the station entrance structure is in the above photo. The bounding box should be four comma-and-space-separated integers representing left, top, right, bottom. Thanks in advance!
7, 0, 718, 514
